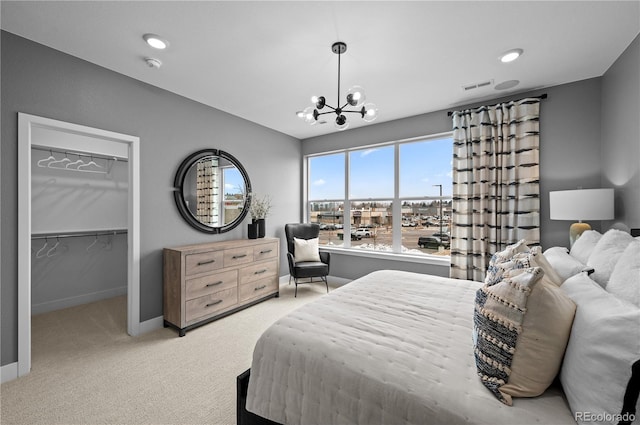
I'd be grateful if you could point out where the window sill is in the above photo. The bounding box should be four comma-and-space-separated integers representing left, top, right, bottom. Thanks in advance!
319, 245, 451, 267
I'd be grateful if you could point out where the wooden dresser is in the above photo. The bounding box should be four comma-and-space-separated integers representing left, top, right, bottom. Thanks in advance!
163, 238, 280, 336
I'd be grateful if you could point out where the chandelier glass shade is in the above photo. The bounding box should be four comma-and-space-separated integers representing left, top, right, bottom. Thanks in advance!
297, 42, 378, 131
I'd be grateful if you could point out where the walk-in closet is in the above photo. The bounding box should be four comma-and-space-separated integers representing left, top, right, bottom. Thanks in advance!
16, 113, 140, 378
31, 144, 129, 319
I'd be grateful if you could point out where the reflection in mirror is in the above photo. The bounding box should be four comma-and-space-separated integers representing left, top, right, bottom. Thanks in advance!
174, 149, 251, 234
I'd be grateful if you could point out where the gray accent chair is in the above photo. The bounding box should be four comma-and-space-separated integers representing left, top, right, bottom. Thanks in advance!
284, 223, 330, 297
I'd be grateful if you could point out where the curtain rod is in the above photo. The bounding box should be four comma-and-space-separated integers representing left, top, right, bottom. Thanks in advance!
447, 93, 547, 117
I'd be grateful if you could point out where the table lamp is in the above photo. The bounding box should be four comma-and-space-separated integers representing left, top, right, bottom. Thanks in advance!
549, 188, 614, 246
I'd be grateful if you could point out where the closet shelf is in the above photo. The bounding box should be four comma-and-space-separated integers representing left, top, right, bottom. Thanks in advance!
31, 228, 128, 240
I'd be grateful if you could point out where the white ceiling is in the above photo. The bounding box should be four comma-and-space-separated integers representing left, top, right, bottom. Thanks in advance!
2, 1, 639, 139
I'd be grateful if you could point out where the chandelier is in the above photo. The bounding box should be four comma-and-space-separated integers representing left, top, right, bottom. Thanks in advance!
297, 42, 378, 131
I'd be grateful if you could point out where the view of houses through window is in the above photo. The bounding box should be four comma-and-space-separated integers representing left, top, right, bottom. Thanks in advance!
307, 133, 453, 257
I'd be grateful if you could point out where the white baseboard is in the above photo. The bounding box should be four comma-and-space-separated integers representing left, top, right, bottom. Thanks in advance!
32, 286, 127, 315
1, 362, 18, 383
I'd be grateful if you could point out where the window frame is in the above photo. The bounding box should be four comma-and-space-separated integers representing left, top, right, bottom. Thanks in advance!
304, 131, 453, 263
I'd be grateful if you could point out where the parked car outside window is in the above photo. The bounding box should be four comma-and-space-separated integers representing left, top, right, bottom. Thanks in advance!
353, 228, 372, 238
418, 236, 450, 249
431, 231, 450, 242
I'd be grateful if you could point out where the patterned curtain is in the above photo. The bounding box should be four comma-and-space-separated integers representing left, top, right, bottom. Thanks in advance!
196, 157, 220, 226
450, 98, 541, 281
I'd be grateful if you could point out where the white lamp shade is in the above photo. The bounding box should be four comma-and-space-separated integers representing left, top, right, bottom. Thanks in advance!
549, 189, 614, 221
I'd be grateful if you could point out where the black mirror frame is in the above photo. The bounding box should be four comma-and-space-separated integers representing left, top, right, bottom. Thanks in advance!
173, 149, 252, 234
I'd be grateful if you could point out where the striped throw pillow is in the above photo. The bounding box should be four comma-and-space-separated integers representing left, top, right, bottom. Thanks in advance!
473, 265, 576, 405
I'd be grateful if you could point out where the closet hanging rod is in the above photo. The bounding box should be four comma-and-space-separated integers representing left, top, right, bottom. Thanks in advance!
31, 229, 128, 240
31, 145, 129, 162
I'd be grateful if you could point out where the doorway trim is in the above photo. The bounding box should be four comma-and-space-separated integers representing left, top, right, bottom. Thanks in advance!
17, 113, 140, 377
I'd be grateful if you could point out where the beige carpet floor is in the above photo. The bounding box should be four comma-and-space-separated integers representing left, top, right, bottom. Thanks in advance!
1, 280, 335, 425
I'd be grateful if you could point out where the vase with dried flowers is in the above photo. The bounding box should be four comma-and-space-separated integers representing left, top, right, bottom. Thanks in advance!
248, 194, 272, 238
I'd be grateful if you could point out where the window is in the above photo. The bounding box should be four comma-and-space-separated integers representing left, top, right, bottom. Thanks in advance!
306, 133, 453, 258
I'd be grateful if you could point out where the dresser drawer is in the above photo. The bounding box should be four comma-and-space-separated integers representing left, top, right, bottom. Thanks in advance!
239, 276, 278, 302
185, 287, 238, 323
185, 269, 237, 300
185, 250, 224, 276
253, 242, 278, 261
239, 259, 278, 285
224, 246, 254, 267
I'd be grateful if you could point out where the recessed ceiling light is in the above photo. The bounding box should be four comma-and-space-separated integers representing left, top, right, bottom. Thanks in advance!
143, 33, 169, 50
500, 48, 523, 63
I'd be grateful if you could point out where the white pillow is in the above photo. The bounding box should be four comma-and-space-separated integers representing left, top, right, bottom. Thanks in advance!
293, 237, 321, 262
607, 240, 640, 308
543, 246, 593, 282
587, 229, 635, 287
560, 272, 640, 425
570, 230, 602, 264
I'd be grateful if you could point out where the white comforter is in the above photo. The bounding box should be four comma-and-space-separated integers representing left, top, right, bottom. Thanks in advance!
246, 270, 575, 425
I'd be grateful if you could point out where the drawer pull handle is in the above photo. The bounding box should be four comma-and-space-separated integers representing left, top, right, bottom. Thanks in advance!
197, 259, 216, 266
232, 254, 247, 259
254, 269, 267, 275
260, 249, 272, 254
255, 285, 267, 291
206, 281, 223, 287
206, 300, 223, 307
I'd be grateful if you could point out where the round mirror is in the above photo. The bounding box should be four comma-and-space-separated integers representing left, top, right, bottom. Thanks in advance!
173, 149, 252, 233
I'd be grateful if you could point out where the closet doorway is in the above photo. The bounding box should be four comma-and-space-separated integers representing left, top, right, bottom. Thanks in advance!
17, 113, 140, 378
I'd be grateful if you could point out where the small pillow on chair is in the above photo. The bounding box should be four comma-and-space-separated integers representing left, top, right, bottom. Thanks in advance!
293, 237, 321, 262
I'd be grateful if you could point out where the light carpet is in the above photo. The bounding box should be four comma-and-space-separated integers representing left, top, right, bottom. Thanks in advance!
1, 281, 335, 425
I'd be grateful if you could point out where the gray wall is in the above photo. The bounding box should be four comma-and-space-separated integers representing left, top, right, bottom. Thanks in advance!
1, 32, 300, 366
303, 78, 605, 278
601, 34, 640, 231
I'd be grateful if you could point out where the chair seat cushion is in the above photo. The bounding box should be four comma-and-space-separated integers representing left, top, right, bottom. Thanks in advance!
294, 261, 329, 278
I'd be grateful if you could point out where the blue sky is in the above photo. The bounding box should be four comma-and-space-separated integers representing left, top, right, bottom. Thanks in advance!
224, 168, 244, 195
309, 137, 453, 200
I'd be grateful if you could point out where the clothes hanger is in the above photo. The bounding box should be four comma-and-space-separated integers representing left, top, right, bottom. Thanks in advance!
37, 150, 56, 168
46, 237, 61, 257
65, 154, 85, 170
86, 234, 103, 252
77, 155, 105, 173
35, 238, 49, 259
47, 152, 72, 169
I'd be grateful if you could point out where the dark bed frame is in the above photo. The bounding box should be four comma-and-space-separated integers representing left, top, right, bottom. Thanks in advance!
237, 369, 282, 425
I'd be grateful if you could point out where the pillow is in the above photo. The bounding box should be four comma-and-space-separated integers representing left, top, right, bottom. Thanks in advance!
484, 239, 530, 286
512, 246, 564, 286
496, 246, 563, 287
560, 272, 640, 425
543, 246, 594, 282
570, 230, 602, 264
473, 266, 576, 405
293, 237, 321, 262
587, 229, 635, 287
606, 240, 640, 308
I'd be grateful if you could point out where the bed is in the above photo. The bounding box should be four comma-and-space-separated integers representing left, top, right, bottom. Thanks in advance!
239, 229, 640, 425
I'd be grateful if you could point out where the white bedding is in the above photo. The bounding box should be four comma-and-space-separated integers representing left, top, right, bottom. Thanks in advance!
246, 270, 576, 424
